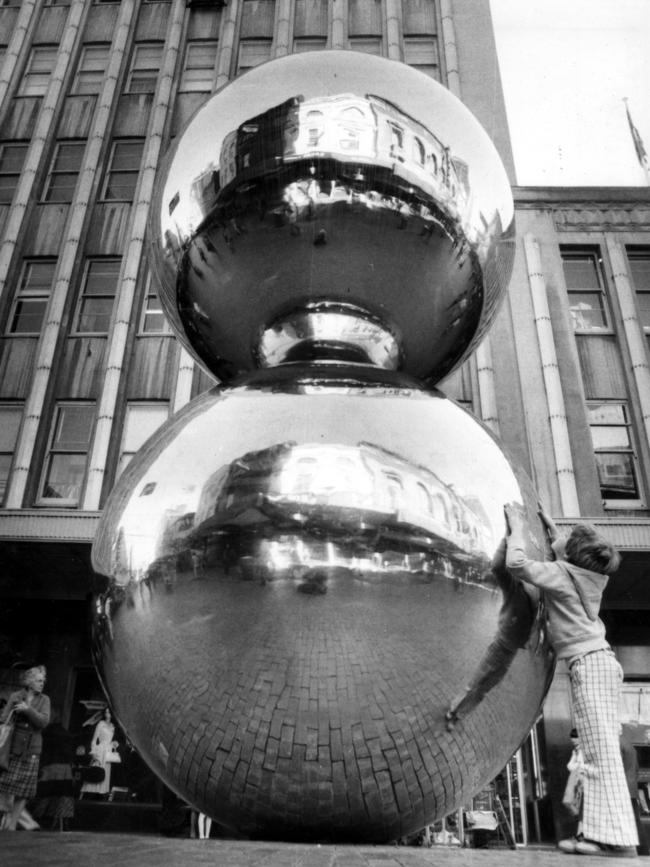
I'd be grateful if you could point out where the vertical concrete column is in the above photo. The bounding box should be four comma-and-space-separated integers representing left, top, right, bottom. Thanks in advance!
438, 3, 498, 434
439, 0, 460, 96
523, 233, 580, 516
475, 341, 499, 434
82, 0, 187, 510
0, 0, 38, 118
173, 348, 196, 413
605, 236, 650, 448
273, 0, 293, 57
4, 0, 96, 509
385, 0, 402, 61
330, 0, 348, 49
215, 0, 240, 88
0, 0, 86, 304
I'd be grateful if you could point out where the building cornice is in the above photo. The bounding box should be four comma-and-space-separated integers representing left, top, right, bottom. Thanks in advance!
0, 510, 101, 543
513, 186, 650, 231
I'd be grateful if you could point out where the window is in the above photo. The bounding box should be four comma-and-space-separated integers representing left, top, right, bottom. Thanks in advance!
0, 142, 28, 203
561, 248, 611, 332
18, 46, 58, 97
348, 37, 382, 55
118, 403, 169, 477
293, 37, 326, 53
75, 259, 121, 333
40, 404, 95, 506
627, 249, 650, 331
8, 259, 56, 334
293, 0, 327, 50
238, 0, 274, 75
179, 41, 218, 92
404, 36, 439, 79
102, 140, 144, 201
588, 403, 642, 505
72, 44, 110, 95
0, 405, 22, 504
126, 43, 163, 93
140, 274, 171, 333
42, 141, 85, 203
237, 40, 272, 75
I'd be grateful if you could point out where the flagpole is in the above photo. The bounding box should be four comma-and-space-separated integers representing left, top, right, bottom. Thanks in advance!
623, 97, 650, 185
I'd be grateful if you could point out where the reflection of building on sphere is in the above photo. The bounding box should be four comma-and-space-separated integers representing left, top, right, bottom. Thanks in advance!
92, 365, 553, 842
148, 51, 515, 386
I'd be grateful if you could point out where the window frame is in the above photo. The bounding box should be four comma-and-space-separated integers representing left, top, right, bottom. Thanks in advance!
72, 43, 111, 95
561, 246, 613, 334
0, 403, 22, 506
38, 402, 95, 507
139, 272, 171, 335
73, 257, 121, 335
42, 140, 85, 203
236, 39, 272, 75
179, 40, 218, 93
587, 400, 644, 509
18, 45, 58, 97
126, 42, 164, 94
101, 139, 144, 202
117, 402, 170, 478
626, 247, 650, 333
6, 258, 57, 335
0, 141, 28, 204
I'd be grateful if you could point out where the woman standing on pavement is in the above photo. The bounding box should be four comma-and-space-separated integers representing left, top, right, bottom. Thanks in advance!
0, 666, 51, 831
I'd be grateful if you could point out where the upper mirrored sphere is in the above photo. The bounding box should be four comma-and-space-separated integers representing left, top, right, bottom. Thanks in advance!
147, 51, 515, 385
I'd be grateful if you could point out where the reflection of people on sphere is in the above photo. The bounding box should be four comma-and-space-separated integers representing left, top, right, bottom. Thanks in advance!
0, 665, 51, 831
505, 504, 638, 858
80, 707, 119, 798
445, 537, 538, 729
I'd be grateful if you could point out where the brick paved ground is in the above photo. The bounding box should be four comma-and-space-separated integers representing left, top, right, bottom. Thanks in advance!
0, 834, 643, 867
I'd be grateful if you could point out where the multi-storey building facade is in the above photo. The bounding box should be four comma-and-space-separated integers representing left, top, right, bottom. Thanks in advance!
0, 0, 648, 842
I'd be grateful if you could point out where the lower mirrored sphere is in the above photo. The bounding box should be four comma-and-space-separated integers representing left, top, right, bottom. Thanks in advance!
92, 366, 553, 842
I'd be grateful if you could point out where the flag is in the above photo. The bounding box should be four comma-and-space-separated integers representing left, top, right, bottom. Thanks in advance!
625, 100, 648, 168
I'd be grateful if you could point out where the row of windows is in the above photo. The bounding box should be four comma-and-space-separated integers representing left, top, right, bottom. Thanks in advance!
563, 248, 650, 333
561, 247, 650, 508
6, 259, 169, 336
0, 139, 144, 205
0, 396, 639, 510
0, 401, 169, 507
15, 26, 438, 102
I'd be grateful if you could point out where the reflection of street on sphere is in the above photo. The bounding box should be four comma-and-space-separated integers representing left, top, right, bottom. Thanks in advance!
92, 366, 553, 842
147, 51, 515, 386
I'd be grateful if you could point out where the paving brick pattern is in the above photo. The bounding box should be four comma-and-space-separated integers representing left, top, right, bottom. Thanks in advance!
2, 835, 611, 867
97, 566, 551, 842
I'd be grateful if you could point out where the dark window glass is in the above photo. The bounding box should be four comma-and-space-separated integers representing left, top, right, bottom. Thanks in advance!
0, 142, 28, 203
8, 260, 56, 334
76, 259, 120, 333
43, 142, 85, 202
562, 249, 610, 332
40, 404, 95, 505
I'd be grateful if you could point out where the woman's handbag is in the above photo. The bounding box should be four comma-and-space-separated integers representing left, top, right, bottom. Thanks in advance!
562, 767, 584, 817
0, 710, 16, 772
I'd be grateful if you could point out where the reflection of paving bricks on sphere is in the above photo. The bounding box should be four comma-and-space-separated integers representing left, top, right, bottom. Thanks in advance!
99, 567, 549, 841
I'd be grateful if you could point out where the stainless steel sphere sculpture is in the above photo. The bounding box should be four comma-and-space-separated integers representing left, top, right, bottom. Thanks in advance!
92, 52, 553, 842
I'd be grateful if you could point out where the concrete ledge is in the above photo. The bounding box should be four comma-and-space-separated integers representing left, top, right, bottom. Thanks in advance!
0, 509, 101, 542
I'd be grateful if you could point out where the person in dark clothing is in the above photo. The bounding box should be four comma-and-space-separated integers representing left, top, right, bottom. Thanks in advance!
32, 713, 75, 831
620, 725, 650, 856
